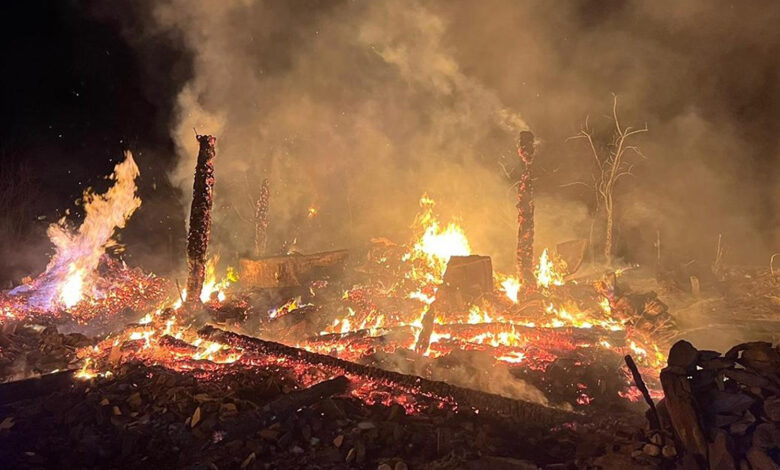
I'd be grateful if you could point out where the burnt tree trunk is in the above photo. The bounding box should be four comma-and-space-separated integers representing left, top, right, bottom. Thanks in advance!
516, 131, 536, 285
186, 135, 216, 305
254, 178, 270, 257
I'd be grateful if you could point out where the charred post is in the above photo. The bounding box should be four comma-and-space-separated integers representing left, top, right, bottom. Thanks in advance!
516, 131, 536, 285
186, 134, 217, 305
254, 178, 270, 257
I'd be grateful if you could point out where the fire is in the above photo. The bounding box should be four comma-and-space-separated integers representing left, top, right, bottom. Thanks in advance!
9, 152, 142, 312
499, 275, 522, 303
404, 195, 470, 280
60, 266, 86, 308
177, 256, 237, 305
535, 248, 565, 289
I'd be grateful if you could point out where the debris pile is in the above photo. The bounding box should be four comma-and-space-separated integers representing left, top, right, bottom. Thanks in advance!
0, 361, 601, 470
639, 340, 780, 468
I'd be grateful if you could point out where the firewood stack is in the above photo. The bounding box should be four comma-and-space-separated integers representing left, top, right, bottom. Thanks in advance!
655, 340, 780, 469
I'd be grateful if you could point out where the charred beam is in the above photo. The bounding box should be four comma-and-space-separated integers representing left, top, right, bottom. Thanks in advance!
516, 131, 536, 285
0, 369, 77, 406
199, 325, 578, 427
254, 178, 270, 257
220, 376, 349, 438
186, 135, 217, 305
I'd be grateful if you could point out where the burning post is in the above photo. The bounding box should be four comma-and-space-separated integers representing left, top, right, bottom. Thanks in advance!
186, 134, 217, 305
254, 178, 270, 257
516, 131, 536, 285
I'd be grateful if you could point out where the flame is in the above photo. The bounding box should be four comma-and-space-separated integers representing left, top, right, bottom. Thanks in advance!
60, 266, 86, 308
9, 152, 141, 311
535, 248, 565, 289
499, 275, 522, 303
404, 195, 470, 280
197, 256, 235, 304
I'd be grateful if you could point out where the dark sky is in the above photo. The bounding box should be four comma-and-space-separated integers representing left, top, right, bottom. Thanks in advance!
0, 0, 188, 281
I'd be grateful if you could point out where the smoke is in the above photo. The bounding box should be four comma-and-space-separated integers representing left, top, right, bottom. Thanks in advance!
120, 0, 777, 268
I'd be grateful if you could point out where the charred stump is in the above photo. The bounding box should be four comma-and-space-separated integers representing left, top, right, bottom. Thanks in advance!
254, 178, 270, 257
186, 134, 216, 305
516, 131, 536, 286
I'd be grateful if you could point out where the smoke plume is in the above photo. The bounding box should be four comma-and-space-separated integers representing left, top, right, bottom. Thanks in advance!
122, 0, 777, 269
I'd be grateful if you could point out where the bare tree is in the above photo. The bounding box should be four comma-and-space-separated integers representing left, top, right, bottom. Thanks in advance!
570, 95, 647, 266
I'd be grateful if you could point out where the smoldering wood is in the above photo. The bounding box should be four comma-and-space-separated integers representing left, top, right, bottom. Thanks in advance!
186, 135, 217, 305
413, 304, 436, 355
239, 249, 349, 288
254, 178, 270, 258
442, 255, 493, 295
555, 239, 588, 275
624, 354, 661, 430
306, 322, 626, 348
199, 325, 578, 427
516, 131, 536, 285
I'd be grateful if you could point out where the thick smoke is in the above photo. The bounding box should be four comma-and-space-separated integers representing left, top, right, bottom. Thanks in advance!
136, 0, 777, 269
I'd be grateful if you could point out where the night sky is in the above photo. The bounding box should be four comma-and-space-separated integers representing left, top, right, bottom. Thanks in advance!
0, 1, 188, 282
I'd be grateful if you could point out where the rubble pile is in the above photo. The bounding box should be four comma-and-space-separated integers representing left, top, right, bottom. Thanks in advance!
0, 361, 602, 470
0, 322, 92, 382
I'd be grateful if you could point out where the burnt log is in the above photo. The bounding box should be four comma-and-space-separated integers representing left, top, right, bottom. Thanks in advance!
186, 135, 217, 305
254, 178, 270, 257
199, 325, 578, 427
516, 131, 536, 285
239, 249, 348, 288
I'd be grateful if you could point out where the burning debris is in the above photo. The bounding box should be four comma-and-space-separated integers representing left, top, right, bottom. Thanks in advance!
0, 129, 775, 469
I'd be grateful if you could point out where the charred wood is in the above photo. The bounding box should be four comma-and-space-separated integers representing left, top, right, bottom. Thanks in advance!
199, 325, 578, 427
186, 135, 217, 305
516, 131, 536, 285
254, 178, 270, 257
624, 354, 661, 430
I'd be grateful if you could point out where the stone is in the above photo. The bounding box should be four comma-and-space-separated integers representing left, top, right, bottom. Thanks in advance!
467, 456, 538, 470
661, 444, 677, 459
668, 340, 699, 372
708, 430, 736, 470
764, 396, 780, 422
746, 446, 778, 470
642, 443, 660, 457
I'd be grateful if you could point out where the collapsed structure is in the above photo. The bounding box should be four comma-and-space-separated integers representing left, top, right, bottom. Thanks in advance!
0, 133, 777, 469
